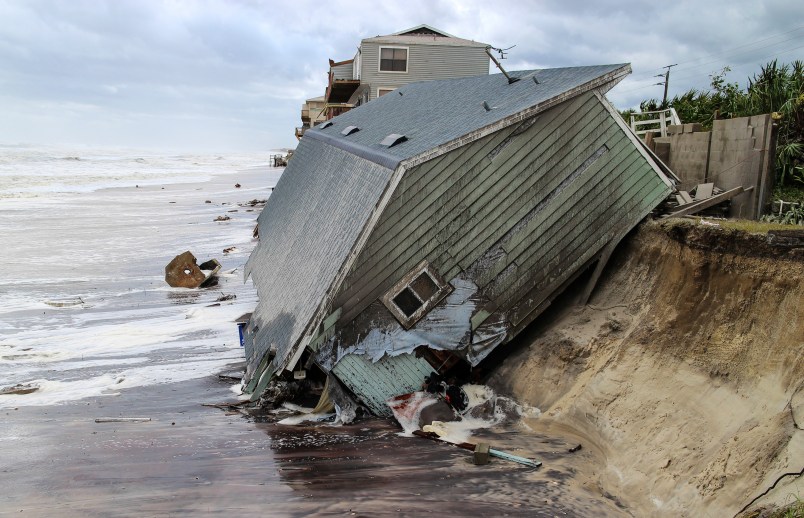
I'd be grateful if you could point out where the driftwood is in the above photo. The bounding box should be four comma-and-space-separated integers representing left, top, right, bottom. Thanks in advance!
94, 417, 151, 423
201, 400, 251, 410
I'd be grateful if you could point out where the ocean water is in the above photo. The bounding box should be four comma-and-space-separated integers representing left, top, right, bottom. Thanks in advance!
0, 144, 283, 408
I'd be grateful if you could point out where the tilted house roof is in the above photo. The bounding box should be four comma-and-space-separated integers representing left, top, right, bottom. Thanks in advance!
244, 64, 672, 398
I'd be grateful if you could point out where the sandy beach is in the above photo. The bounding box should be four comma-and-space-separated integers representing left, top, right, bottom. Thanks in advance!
2, 364, 629, 517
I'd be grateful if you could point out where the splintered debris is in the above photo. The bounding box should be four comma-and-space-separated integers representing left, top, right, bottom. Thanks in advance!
223, 246, 238, 254
662, 183, 750, 219
214, 215, 231, 222
216, 293, 236, 302
240, 199, 268, 207
0, 383, 40, 395
94, 417, 151, 423
44, 297, 86, 308
202, 400, 250, 411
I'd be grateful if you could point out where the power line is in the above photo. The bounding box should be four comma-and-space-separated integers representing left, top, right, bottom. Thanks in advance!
668, 36, 804, 81
616, 42, 804, 96
655, 64, 677, 106
628, 24, 804, 82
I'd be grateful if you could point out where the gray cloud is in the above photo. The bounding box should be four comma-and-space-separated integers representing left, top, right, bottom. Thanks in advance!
0, 0, 801, 151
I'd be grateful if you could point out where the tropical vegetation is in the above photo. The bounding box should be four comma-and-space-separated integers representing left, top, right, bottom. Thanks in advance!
626, 60, 804, 190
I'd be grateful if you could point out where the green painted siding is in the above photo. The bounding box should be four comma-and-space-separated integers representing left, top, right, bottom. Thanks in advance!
332, 353, 433, 416
333, 91, 671, 329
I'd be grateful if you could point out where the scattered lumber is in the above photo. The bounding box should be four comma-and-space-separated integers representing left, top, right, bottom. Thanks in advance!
677, 191, 693, 204
694, 183, 714, 200
663, 186, 749, 219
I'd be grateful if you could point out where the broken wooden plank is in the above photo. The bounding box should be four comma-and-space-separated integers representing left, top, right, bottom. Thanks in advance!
694, 183, 714, 200
94, 417, 151, 423
0, 383, 40, 395
580, 239, 617, 305
663, 186, 748, 219
678, 191, 693, 204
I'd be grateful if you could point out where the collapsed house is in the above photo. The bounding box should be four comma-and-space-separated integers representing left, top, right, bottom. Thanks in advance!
243, 64, 674, 415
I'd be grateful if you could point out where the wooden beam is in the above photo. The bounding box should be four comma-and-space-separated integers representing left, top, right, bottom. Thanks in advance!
580, 239, 617, 306
663, 186, 748, 218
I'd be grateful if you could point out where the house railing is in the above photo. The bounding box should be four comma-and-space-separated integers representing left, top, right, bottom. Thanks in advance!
629, 108, 681, 137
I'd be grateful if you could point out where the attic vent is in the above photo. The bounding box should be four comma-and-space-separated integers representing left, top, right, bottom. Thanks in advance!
483, 101, 492, 112
319, 121, 334, 129
381, 261, 452, 329
341, 125, 360, 136
532, 75, 540, 84
380, 134, 407, 147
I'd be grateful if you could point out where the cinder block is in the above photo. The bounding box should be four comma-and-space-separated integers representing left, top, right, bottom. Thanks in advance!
474, 443, 490, 465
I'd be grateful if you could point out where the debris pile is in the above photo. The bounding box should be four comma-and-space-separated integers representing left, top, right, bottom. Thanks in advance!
658, 182, 749, 219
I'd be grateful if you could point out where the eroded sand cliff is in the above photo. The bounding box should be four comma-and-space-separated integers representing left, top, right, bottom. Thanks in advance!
489, 220, 804, 516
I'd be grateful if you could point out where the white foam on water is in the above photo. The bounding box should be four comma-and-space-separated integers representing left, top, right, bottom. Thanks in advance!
410, 384, 542, 444
278, 413, 336, 425
387, 391, 439, 436
0, 145, 283, 408
0, 349, 243, 408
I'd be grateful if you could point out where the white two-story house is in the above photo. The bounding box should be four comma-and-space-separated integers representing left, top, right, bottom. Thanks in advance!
297, 25, 490, 137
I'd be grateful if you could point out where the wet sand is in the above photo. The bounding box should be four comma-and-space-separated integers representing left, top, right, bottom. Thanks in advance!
1, 158, 627, 516
1, 367, 627, 516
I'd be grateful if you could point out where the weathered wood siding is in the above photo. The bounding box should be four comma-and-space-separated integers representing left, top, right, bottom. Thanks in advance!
332, 353, 433, 416
332, 91, 671, 329
360, 42, 488, 100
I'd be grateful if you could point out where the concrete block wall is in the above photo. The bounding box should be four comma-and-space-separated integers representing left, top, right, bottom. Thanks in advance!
648, 114, 774, 219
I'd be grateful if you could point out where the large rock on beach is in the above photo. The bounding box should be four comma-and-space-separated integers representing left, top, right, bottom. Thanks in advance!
165, 251, 206, 288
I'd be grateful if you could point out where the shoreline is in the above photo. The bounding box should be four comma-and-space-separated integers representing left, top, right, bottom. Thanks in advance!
1, 155, 626, 516
1, 362, 625, 516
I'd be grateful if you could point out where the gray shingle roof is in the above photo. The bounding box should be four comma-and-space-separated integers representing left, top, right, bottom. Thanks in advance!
244, 139, 394, 377
305, 64, 630, 169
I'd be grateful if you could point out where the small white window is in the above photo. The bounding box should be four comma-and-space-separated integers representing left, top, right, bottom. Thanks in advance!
379, 46, 408, 73
382, 261, 452, 329
377, 87, 396, 97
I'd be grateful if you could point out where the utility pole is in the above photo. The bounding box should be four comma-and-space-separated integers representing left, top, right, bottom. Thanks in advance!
655, 64, 677, 107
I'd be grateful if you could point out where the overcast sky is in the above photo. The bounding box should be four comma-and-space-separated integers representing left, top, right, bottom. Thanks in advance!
1, 0, 801, 152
